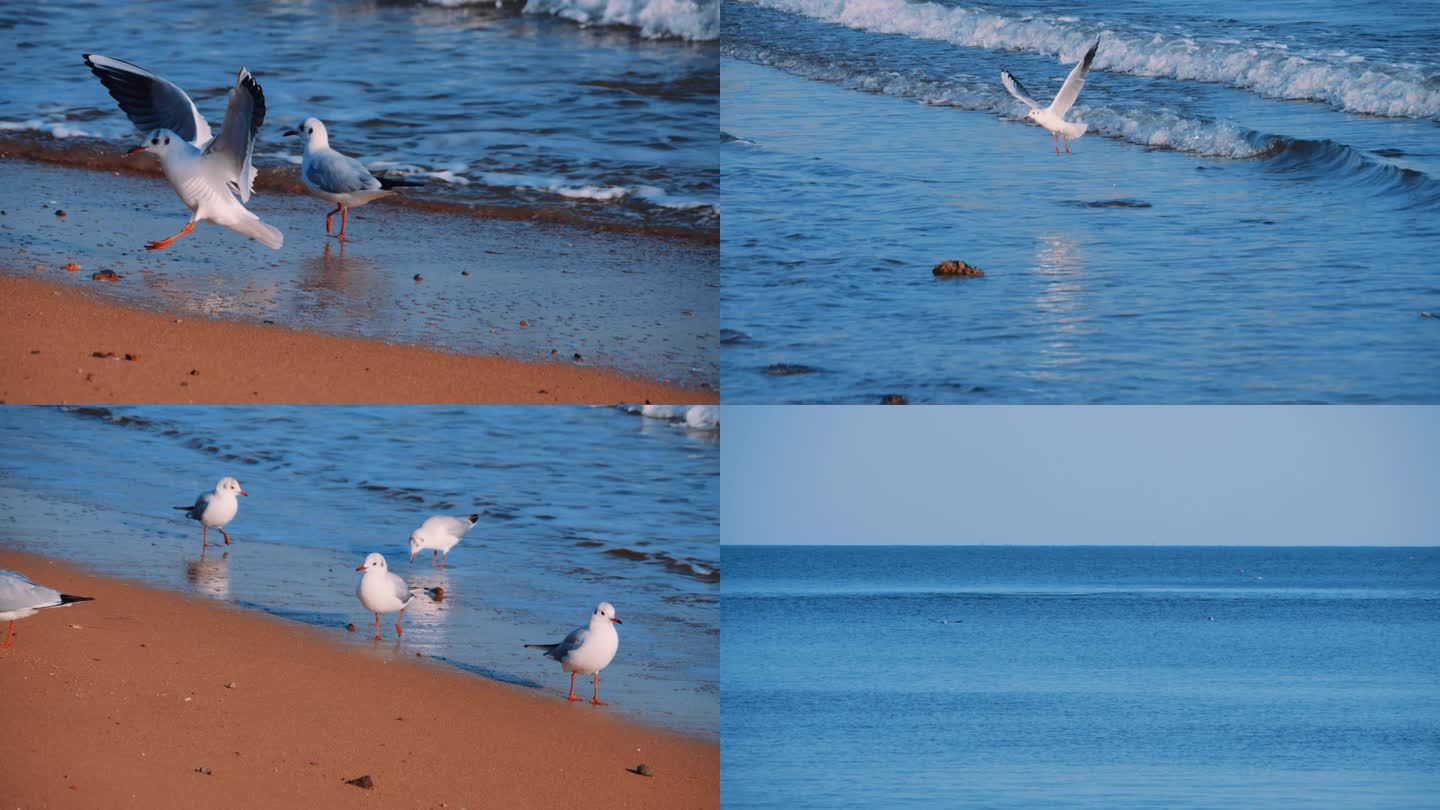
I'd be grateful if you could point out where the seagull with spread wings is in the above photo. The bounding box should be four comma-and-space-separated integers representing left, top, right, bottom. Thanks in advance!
83, 54, 283, 250
1001, 39, 1101, 155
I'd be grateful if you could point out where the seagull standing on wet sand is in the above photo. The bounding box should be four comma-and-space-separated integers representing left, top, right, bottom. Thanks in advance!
284, 117, 424, 241
83, 54, 282, 250
356, 553, 415, 641
1001, 39, 1101, 155
174, 476, 248, 547
525, 602, 622, 705
0, 570, 94, 649
409, 514, 479, 567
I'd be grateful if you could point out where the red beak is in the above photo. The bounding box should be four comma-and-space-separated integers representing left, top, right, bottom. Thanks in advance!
354, 564, 366, 571
611, 617, 622, 624
239, 490, 249, 496
126, 145, 146, 156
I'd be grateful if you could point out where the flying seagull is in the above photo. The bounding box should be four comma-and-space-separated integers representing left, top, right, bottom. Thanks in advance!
284, 118, 424, 241
1001, 39, 1101, 155
83, 54, 282, 250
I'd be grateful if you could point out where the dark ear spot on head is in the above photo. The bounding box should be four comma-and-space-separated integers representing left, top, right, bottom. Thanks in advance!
152, 137, 159, 145
164, 137, 170, 145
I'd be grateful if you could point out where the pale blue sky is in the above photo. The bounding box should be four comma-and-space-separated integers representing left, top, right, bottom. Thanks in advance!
722, 407, 1440, 546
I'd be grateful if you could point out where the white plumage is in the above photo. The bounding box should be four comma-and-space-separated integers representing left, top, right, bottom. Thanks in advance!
0, 570, 93, 648
83, 54, 283, 250
285, 117, 422, 241
1001, 39, 1101, 154
174, 476, 247, 547
355, 553, 414, 641
409, 513, 479, 566
526, 602, 622, 704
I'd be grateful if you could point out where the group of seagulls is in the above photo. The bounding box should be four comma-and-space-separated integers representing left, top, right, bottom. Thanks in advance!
2, 476, 624, 706
83, 54, 421, 251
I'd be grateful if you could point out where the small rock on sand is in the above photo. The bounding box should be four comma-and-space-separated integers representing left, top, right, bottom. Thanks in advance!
346, 623, 357, 633
91, 351, 116, 359
345, 775, 375, 789
55, 209, 67, 217
413, 273, 424, 282
224, 682, 237, 689
92, 270, 121, 282
933, 259, 985, 277
64, 262, 82, 272
519, 320, 530, 328
573, 352, 584, 362
628, 764, 654, 777
880, 394, 908, 405
461, 270, 470, 276
428, 586, 445, 601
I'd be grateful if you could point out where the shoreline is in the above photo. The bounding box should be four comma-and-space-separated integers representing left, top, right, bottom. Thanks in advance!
0, 273, 716, 404
0, 135, 718, 245
0, 548, 718, 809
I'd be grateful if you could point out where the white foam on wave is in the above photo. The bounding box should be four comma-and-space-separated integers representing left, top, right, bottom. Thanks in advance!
480, 172, 718, 210
0, 119, 95, 139
726, 43, 1272, 158
738, 0, 1440, 119
624, 404, 720, 430
424, 0, 717, 40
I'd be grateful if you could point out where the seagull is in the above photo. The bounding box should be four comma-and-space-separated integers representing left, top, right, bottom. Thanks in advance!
409, 514, 480, 567
525, 602, 622, 705
173, 477, 248, 547
283, 117, 424, 241
0, 570, 94, 649
83, 54, 282, 251
355, 553, 415, 641
1001, 39, 1101, 155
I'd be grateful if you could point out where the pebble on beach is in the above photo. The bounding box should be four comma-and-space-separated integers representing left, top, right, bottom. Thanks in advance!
345, 775, 375, 789
92, 270, 121, 282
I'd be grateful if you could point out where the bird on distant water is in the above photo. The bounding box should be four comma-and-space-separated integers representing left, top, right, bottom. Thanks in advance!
83, 54, 283, 250
174, 476, 248, 547
526, 602, 622, 705
284, 117, 424, 241
0, 570, 94, 649
409, 514, 480, 567
1001, 39, 1101, 155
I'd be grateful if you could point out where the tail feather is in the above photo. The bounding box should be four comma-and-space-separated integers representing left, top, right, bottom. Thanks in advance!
173, 506, 191, 511
378, 174, 425, 190
524, 643, 556, 651
467, 514, 480, 524
226, 215, 284, 250
59, 594, 94, 604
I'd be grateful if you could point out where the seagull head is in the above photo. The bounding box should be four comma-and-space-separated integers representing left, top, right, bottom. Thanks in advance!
592, 602, 622, 625
283, 117, 329, 150
1025, 110, 1039, 121
128, 128, 181, 157
356, 552, 388, 573
216, 477, 248, 497
408, 531, 425, 561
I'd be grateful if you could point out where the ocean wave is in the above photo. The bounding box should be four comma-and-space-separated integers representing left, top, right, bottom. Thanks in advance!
622, 404, 720, 430
426, 0, 717, 40
479, 172, 717, 212
736, 0, 1440, 119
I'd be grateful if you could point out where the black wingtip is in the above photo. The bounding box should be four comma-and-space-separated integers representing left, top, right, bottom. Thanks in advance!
468, 513, 480, 523
378, 175, 426, 190
59, 594, 95, 604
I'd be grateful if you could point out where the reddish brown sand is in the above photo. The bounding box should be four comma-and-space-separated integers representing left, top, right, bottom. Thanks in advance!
0, 274, 716, 404
0, 549, 718, 809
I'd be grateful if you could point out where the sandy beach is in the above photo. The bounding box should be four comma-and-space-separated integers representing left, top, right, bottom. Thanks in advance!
0, 273, 715, 404
0, 549, 718, 809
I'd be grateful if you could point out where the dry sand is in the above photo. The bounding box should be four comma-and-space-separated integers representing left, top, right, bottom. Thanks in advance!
0, 549, 717, 809
0, 274, 716, 404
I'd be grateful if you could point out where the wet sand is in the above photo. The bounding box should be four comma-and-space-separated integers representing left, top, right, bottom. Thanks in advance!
0, 273, 715, 403
1, 153, 719, 390
0, 549, 718, 809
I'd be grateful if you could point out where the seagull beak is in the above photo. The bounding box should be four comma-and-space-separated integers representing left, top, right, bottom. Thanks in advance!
611, 617, 622, 624
355, 564, 367, 571
409, 549, 417, 562
126, 145, 146, 156
283, 129, 298, 137
239, 489, 249, 497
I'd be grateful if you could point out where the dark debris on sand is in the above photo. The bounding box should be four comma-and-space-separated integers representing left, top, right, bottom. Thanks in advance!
933, 260, 985, 278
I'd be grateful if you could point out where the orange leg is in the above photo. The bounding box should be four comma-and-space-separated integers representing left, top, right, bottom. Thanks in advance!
146, 220, 196, 251
336, 206, 350, 241
567, 672, 581, 702
1053, 132, 1060, 155
1064, 135, 1071, 154
325, 204, 342, 234
373, 612, 382, 641
1, 620, 13, 648
432, 550, 439, 568
202, 524, 209, 547
220, 528, 231, 545
591, 672, 606, 706
440, 551, 448, 568
395, 606, 406, 638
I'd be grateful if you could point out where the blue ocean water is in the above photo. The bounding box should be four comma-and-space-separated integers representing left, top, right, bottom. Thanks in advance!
721, 0, 1440, 402
722, 545, 1440, 807
1, 0, 718, 233
0, 406, 719, 737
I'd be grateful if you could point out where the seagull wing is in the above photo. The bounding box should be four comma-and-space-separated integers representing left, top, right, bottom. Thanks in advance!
203, 67, 267, 202
1000, 70, 1043, 110
305, 150, 383, 195
424, 515, 476, 540
387, 572, 413, 606
0, 570, 62, 614
83, 54, 213, 148
532, 625, 588, 661
1048, 39, 1100, 117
